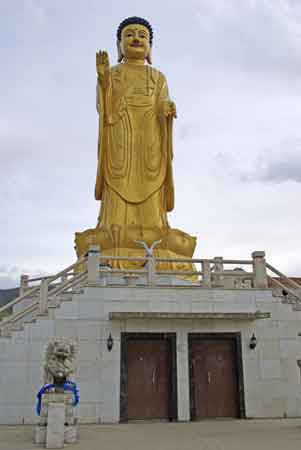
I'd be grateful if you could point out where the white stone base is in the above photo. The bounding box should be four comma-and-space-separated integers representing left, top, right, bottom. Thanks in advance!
34, 425, 47, 444
35, 424, 78, 446
46, 402, 65, 448
2, 283, 301, 423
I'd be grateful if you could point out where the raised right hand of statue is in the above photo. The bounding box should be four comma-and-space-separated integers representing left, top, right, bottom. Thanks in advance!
160, 100, 177, 119
96, 50, 110, 85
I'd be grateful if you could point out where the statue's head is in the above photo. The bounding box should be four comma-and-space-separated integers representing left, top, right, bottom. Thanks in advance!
117, 16, 153, 64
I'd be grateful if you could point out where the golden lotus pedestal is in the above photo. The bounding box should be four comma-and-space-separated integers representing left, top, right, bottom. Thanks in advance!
75, 225, 197, 273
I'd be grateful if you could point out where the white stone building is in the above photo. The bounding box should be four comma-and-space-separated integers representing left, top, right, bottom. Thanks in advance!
0, 249, 301, 424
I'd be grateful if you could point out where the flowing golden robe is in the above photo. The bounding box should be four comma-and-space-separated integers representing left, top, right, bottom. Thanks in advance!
95, 63, 174, 229
75, 61, 196, 269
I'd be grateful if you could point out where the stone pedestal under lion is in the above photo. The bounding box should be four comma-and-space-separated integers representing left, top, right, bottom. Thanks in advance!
34, 338, 79, 448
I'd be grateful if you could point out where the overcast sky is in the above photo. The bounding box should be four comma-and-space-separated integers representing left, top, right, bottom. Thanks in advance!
1, 0, 301, 288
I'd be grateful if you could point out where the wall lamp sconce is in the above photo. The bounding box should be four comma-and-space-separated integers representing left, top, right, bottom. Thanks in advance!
107, 333, 114, 352
249, 333, 257, 350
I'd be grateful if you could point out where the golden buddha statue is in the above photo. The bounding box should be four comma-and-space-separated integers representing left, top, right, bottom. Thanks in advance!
75, 17, 196, 270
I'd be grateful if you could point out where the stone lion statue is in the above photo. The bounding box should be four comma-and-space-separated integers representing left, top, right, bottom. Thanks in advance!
44, 338, 77, 384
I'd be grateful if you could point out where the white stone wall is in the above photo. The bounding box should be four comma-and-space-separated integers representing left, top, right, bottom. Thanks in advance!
1, 285, 301, 424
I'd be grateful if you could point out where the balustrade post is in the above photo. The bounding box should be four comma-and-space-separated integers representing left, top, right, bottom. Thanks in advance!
213, 256, 224, 287
87, 245, 100, 284
39, 279, 49, 315
147, 255, 156, 286
61, 273, 68, 284
202, 261, 211, 288
252, 251, 268, 288
20, 274, 29, 296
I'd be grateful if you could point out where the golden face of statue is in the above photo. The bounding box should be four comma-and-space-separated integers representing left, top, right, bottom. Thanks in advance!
120, 24, 150, 61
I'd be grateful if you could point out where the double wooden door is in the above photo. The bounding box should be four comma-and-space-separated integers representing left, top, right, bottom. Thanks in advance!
190, 338, 239, 419
124, 338, 172, 420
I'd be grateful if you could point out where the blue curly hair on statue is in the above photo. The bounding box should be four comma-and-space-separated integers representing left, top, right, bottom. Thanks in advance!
117, 17, 153, 46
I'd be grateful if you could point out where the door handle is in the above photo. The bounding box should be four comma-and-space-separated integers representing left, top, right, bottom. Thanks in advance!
207, 371, 211, 384
152, 368, 156, 385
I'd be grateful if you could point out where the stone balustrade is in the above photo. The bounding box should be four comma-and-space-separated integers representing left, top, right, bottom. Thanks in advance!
1, 249, 300, 339
85, 246, 268, 290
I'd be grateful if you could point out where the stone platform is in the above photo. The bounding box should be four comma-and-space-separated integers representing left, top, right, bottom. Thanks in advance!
1, 250, 301, 424
1, 275, 301, 424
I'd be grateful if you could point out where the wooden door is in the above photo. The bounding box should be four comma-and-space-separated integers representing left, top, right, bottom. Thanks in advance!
191, 339, 239, 419
127, 339, 170, 420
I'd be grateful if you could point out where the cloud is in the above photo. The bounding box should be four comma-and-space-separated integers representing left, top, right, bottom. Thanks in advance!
25, 0, 47, 26
1, 0, 301, 280
238, 139, 301, 183
256, 156, 301, 184
194, 0, 301, 75
176, 123, 201, 141
0, 264, 52, 289
0, 266, 26, 289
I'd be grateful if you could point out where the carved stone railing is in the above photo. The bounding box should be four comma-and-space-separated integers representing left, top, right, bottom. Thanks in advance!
266, 263, 301, 304
86, 247, 301, 302
1, 248, 300, 337
0, 256, 87, 336
86, 246, 268, 289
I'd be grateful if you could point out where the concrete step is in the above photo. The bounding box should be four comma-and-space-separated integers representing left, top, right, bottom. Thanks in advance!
24, 318, 37, 324
10, 325, 24, 332
59, 295, 73, 302
0, 331, 12, 338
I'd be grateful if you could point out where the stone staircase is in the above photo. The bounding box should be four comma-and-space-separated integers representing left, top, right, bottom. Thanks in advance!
0, 256, 87, 338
